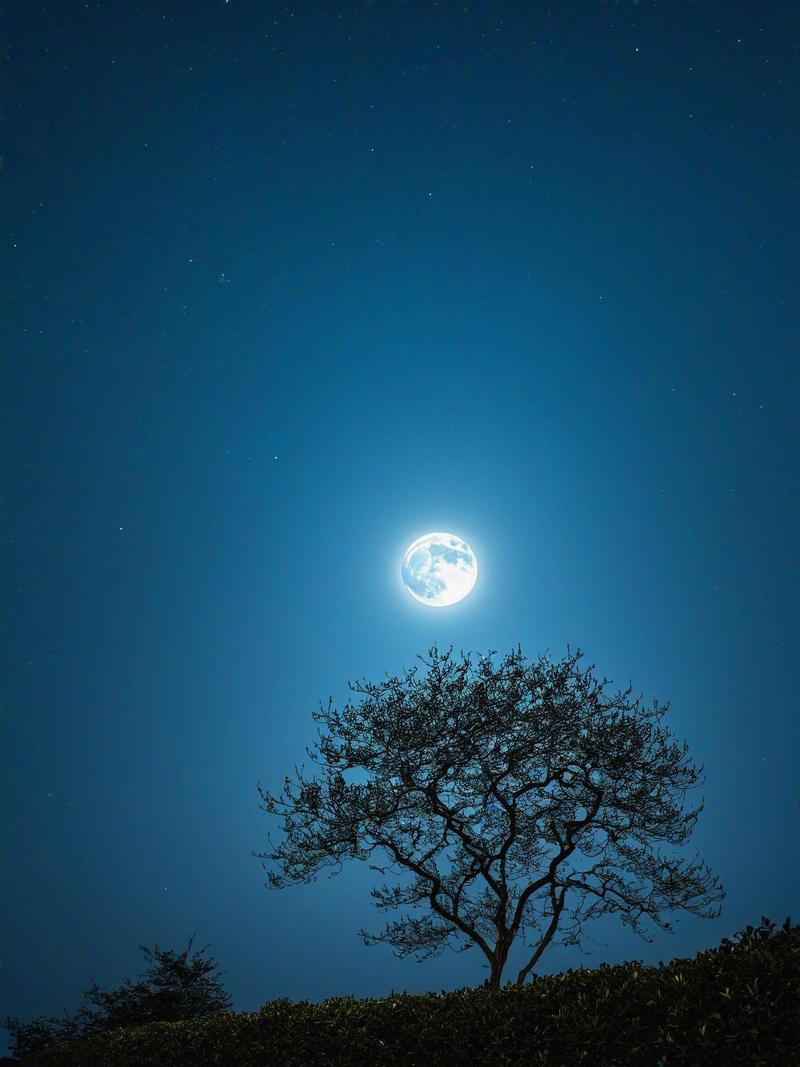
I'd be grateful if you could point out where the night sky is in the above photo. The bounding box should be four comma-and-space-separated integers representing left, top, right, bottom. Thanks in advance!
3, 0, 798, 1050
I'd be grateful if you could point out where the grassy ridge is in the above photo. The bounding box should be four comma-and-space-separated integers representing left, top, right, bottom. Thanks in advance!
19, 917, 798, 1066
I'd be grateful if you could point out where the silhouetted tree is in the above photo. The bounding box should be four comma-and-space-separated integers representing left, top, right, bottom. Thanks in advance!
2, 935, 232, 1060
255, 645, 724, 990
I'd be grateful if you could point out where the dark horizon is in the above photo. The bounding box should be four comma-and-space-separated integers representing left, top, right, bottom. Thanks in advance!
3, 1, 798, 1055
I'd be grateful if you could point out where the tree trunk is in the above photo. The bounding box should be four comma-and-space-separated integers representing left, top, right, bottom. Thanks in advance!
484, 939, 510, 990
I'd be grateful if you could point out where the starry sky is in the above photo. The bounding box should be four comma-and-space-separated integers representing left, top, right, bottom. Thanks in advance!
3, 0, 798, 1050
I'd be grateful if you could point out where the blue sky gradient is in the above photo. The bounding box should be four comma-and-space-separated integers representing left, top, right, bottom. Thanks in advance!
2, 1, 798, 1052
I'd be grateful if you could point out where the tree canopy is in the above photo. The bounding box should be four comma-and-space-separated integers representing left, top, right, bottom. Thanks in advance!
255, 644, 724, 989
2, 935, 232, 1060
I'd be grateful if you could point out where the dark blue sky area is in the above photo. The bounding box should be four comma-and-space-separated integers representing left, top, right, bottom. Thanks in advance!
3, 1, 798, 1049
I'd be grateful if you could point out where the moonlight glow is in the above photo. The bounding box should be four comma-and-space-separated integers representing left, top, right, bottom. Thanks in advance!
401, 532, 478, 607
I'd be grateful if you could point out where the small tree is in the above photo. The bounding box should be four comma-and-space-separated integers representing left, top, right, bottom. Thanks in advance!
255, 645, 724, 989
2, 935, 232, 1060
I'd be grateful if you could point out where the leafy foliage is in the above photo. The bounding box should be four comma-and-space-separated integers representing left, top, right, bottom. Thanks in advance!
2, 936, 231, 1060
255, 644, 724, 988
15, 917, 799, 1066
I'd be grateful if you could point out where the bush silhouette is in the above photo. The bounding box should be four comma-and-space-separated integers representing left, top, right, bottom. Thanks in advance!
2, 935, 231, 1060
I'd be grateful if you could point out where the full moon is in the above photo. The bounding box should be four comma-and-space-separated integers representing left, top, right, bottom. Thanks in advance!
401, 532, 478, 607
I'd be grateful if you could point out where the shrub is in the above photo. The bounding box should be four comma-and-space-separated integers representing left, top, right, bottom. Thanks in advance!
13, 916, 798, 1066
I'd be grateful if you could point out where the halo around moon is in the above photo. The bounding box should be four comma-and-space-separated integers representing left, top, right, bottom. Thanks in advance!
401, 532, 477, 607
